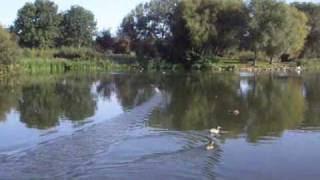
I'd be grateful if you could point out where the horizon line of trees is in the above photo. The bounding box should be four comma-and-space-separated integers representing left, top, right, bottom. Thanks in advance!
1, 0, 320, 67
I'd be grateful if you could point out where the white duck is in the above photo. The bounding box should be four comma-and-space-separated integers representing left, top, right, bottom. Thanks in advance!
210, 126, 222, 135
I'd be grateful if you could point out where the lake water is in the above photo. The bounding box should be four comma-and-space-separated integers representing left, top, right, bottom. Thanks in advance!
0, 72, 320, 179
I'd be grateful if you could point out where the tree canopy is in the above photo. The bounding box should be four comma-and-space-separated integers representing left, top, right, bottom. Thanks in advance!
248, 0, 309, 64
60, 6, 97, 48
13, 0, 61, 48
119, 0, 178, 58
293, 2, 320, 58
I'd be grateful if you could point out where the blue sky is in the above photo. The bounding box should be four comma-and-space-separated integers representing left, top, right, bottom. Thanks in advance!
0, 0, 319, 33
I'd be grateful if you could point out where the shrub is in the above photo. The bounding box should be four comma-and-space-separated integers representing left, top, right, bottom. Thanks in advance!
0, 26, 20, 65
53, 47, 104, 61
22, 48, 55, 59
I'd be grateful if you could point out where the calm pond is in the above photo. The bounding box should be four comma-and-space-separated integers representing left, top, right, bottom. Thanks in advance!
0, 72, 320, 179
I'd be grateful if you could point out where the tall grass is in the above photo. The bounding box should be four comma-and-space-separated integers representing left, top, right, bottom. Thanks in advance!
19, 58, 116, 74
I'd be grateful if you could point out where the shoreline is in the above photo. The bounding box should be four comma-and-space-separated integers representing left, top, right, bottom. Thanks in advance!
0, 58, 318, 76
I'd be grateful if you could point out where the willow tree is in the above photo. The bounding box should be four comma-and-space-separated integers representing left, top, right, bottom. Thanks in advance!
248, 0, 309, 64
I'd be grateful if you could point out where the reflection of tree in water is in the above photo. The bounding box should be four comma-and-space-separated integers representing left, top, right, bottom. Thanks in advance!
19, 77, 96, 129
303, 75, 320, 127
0, 80, 21, 121
245, 76, 305, 142
19, 84, 61, 129
55, 79, 96, 121
149, 73, 241, 131
149, 73, 306, 143
97, 74, 158, 110
96, 75, 114, 99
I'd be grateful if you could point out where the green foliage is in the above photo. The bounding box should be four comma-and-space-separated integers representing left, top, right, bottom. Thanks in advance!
13, 0, 61, 48
293, 2, 320, 58
0, 26, 20, 65
20, 58, 113, 74
95, 30, 114, 52
113, 36, 132, 54
22, 47, 104, 61
22, 48, 55, 59
247, 0, 309, 64
172, 0, 247, 66
119, 0, 178, 59
60, 6, 97, 47
53, 47, 104, 61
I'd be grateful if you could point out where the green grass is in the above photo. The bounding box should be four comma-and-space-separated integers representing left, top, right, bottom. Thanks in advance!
18, 58, 132, 74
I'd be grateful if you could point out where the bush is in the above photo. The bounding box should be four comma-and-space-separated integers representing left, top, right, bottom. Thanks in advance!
22, 48, 55, 59
236, 51, 256, 63
53, 47, 104, 61
0, 26, 20, 65
22, 47, 105, 61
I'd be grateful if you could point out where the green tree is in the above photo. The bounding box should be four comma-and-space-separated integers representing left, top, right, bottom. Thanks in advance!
113, 36, 132, 54
171, 0, 247, 65
248, 0, 309, 64
13, 0, 61, 48
60, 6, 97, 47
95, 30, 114, 52
0, 26, 19, 64
119, 0, 178, 59
293, 2, 320, 58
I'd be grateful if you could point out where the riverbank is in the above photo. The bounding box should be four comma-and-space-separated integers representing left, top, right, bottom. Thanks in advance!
0, 57, 319, 76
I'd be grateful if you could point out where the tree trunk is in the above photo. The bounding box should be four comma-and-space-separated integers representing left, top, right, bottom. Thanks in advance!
253, 50, 257, 66
269, 56, 273, 65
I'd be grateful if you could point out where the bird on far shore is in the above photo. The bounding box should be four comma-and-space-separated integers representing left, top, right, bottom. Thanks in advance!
229, 109, 240, 116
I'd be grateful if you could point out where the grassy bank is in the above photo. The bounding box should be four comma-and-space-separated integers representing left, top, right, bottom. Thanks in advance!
1, 52, 319, 77
0, 58, 133, 76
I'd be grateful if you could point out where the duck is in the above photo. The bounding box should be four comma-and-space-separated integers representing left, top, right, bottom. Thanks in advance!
210, 126, 222, 135
206, 141, 215, 151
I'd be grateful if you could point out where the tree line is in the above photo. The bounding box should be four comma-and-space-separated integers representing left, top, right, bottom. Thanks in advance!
1, 0, 320, 67
115, 0, 317, 67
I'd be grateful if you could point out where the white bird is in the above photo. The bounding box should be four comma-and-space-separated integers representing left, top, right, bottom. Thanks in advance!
229, 109, 240, 116
210, 126, 222, 135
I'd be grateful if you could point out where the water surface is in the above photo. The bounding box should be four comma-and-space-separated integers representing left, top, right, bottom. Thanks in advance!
0, 72, 320, 179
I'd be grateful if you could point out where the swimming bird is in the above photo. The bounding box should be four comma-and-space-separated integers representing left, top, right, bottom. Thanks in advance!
206, 141, 215, 151
210, 126, 222, 135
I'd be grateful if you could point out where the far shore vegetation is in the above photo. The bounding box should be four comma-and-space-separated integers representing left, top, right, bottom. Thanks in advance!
1, 0, 320, 75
